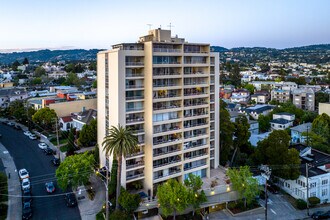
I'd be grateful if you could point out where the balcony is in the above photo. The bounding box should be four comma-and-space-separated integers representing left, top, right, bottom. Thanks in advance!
184, 122, 208, 129
126, 73, 144, 78
153, 157, 181, 169
127, 150, 144, 158
126, 173, 144, 181
184, 71, 206, 76
184, 161, 207, 171
153, 103, 181, 111
153, 93, 181, 100
154, 169, 181, 180
153, 48, 181, 53
126, 95, 144, 101
126, 107, 144, 112
126, 161, 145, 170
126, 62, 144, 66
126, 84, 144, 89
153, 147, 181, 157
184, 152, 208, 160
154, 125, 180, 134
183, 142, 207, 150
153, 137, 181, 146
184, 132, 207, 139
184, 111, 208, 118
153, 83, 180, 88
153, 72, 181, 77
126, 116, 144, 124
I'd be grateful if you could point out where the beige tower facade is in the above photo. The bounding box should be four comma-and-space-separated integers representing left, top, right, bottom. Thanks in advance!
97, 29, 220, 196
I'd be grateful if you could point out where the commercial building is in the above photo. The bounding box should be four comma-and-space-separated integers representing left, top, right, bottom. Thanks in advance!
97, 29, 220, 196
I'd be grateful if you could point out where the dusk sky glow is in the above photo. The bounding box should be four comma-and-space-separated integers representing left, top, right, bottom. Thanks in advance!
0, 0, 329, 50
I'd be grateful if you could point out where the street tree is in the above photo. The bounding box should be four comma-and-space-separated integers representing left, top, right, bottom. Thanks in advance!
220, 100, 235, 165
102, 125, 138, 210
184, 174, 207, 216
78, 119, 97, 147
32, 107, 57, 130
118, 187, 141, 214
34, 66, 46, 77
227, 166, 259, 207
66, 128, 76, 156
231, 115, 251, 165
55, 152, 94, 190
157, 179, 189, 220
229, 63, 241, 86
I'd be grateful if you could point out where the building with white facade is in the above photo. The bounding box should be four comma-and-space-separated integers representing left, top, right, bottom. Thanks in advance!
270, 112, 295, 130
292, 88, 315, 111
97, 29, 220, 196
271, 89, 291, 103
290, 122, 312, 144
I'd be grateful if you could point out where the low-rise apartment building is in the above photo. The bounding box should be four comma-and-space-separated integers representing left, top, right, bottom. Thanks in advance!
292, 88, 315, 111
271, 89, 291, 103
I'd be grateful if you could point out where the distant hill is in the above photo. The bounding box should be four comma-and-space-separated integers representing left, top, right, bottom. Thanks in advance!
211, 46, 228, 52
0, 49, 103, 64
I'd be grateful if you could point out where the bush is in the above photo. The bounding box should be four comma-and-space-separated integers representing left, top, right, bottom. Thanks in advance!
109, 210, 131, 220
296, 199, 307, 210
0, 203, 8, 219
308, 197, 320, 207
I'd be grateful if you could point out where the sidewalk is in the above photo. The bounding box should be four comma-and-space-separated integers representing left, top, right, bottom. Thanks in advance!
0, 142, 21, 220
76, 174, 105, 220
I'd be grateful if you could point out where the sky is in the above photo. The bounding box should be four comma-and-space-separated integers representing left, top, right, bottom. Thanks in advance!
0, 0, 329, 50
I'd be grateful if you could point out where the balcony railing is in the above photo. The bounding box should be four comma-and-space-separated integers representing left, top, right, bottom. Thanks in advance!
184, 112, 208, 118
126, 73, 144, 77
153, 148, 181, 157
127, 151, 144, 158
153, 138, 181, 146
184, 122, 208, 128
184, 101, 208, 107
153, 48, 181, 53
184, 162, 207, 171
126, 117, 144, 123
154, 94, 181, 99
154, 169, 181, 180
153, 105, 181, 111
153, 83, 180, 88
126, 96, 144, 101
126, 173, 144, 180
153, 159, 181, 168
184, 132, 207, 139
184, 92, 208, 96
126, 62, 144, 66
184, 71, 205, 75
184, 81, 207, 86
184, 142, 207, 150
185, 152, 207, 160
126, 107, 144, 112
126, 85, 144, 89
154, 72, 181, 76
154, 126, 180, 134
126, 161, 145, 169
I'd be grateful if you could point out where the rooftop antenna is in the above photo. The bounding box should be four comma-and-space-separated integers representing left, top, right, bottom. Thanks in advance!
147, 24, 153, 30
168, 22, 174, 31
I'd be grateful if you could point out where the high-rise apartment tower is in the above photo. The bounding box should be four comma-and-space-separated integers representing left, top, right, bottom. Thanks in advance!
97, 29, 219, 196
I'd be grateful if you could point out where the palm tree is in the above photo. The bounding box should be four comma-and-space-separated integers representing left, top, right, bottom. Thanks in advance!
102, 125, 138, 210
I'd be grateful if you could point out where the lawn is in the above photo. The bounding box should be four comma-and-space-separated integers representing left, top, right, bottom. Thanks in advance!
51, 138, 68, 146
60, 145, 68, 152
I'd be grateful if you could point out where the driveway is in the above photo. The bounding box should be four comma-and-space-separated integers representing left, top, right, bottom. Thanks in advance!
0, 123, 81, 220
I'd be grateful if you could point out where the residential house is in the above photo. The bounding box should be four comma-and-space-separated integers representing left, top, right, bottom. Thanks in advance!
59, 116, 73, 131
239, 104, 275, 120
270, 112, 295, 130
0, 88, 28, 108
249, 120, 259, 135
278, 144, 330, 204
72, 109, 97, 131
290, 122, 312, 144
230, 89, 250, 103
249, 132, 270, 147
251, 91, 270, 104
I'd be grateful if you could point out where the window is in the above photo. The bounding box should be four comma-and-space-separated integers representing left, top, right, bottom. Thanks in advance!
322, 189, 328, 197
310, 192, 316, 197
310, 182, 317, 188
322, 179, 328, 185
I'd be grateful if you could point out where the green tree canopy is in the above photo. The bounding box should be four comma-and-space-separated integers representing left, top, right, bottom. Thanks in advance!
229, 63, 241, 86
11, 60, 20, 71
184, 174, 207, 215
220, 100, 235, 165
227, 166, 259, 207
32, 107, 57, 130
78, 119, 97, 147
92, 80, 97, 88
22, 58, 29, 65
244, 84, 255, 94
157, 179, 189, 219
253, 130, 300, 180
34, 66, 46, 77
258, 114, 271, 132
55, 152, 94, 190
118, 187, 141, 214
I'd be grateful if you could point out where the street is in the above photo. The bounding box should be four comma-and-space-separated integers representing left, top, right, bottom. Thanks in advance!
0, 123, 81, 220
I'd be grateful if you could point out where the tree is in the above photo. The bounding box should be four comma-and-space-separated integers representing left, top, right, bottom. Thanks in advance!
31, 77, 42, 85
88, 62, 97, 71
32, 108, 57, 130
22, 58, 29, 65
66, 128, 76, 156
227, 166, 259, 207
260, 63, 270, 73
11, 60, 20, 71
55, 152, 94, 190
312, 113, 330, 142
157, 179, 189, 220
229, 63, 241, 86
258, 114, 271, 132
78, 119, 97, 147
108, 159, 118, 198
231, 115, 251, 165
315, 92, 330, 108
118, 187, 141, 214
8, 100, 26, 122
34, 66, 46, 77
253, 130, 300, 180
92, 80, 97, 88
244, 84, 255, 94
109, 210, 131, 220
184, 174, 207, 216
65, 72, 82, 87
220, 100, 235, 165
102, 125, 138, 210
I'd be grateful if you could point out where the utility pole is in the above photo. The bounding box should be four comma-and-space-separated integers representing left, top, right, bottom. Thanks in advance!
105, 166, 109, 220
260, 165, 271, 220
55, 117, 60, 160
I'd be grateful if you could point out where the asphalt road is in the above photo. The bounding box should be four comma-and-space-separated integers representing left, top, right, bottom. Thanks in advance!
0, 123, 81, 220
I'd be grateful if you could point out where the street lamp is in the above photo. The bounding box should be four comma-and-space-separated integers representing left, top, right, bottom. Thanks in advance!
96, 166, 110, 220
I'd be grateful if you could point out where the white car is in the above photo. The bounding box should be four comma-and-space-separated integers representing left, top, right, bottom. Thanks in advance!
24, 131, 32, 136
18, 169, 29, 180
29, 134, 37, 140
21, 178, 30, 191
38, 142, 48, 149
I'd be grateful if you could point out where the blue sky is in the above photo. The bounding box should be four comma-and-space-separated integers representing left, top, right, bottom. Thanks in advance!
0, 0, 329, 50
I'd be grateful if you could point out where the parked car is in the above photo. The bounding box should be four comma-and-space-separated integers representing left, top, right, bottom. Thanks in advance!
24, 131, 32, 136
22, 201, 32, 219
44, 147, 55, 155
45, 182, 55, 193
22, 190, 32, 203
7, 121, 15, 126
267, 184, 279, 194
65, 193, 77, 207
1, 120, 8, 124
29, 134, 37, 140
38, 142, 48, 150
14, 124, 22, 130
21, 178, 30, 191
51, 158, 61, 166
311, 210, 330, 219
19, 169, 29, 180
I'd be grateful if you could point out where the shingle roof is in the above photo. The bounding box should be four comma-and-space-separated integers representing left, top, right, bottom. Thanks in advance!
290, 122, 312, 133
72, 109, 97, 125
270, 118, 291, 125
60, 116, 72, 123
